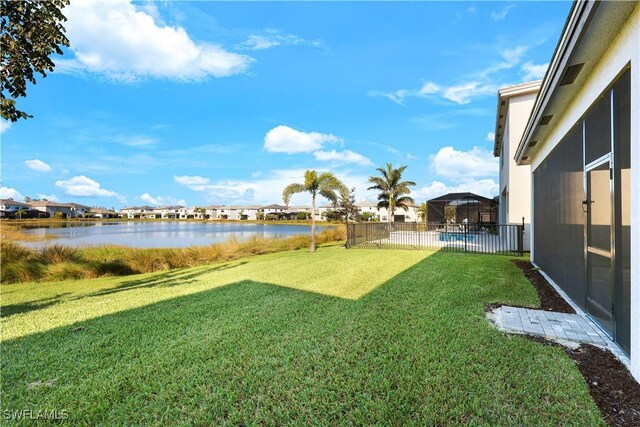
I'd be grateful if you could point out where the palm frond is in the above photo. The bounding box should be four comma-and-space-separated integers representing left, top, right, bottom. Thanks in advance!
282, 183, 306, 205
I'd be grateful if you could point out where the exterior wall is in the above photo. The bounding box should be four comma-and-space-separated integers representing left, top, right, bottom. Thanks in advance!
1, 201, 29, 211
501, 92, 536, 250
529, 6, 639, 381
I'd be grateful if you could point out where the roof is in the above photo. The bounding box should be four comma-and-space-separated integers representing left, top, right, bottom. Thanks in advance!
355, 201, 378, 208
515, 0, 637, 164
0, 199, 30, 207
90, 207, 117, 214
120, 206, 155, 211
66, 203, 92, 209
493, 80, 542, 156
426, 192, 495, 205
27, 200, 72, 208
260, 204, 288, 209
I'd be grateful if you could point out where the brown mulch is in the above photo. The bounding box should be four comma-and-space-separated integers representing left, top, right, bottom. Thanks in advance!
570, 344, 640, 426
510, 259, 575, 313
502, 260, 640, 426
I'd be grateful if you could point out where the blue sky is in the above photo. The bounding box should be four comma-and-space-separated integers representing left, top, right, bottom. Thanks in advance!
0, 1, 571, 209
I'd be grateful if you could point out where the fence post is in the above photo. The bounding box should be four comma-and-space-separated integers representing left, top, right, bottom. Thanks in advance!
464, 222, 468, 253
517, 217, 524, 256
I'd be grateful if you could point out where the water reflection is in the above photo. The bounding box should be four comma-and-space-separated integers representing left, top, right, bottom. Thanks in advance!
20, 222, 325, 248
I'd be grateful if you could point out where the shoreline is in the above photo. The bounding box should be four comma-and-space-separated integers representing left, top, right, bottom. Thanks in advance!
1, 218, 337, 227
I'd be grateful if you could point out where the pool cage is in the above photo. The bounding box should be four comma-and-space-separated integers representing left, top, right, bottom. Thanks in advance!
425, 192, 498, 227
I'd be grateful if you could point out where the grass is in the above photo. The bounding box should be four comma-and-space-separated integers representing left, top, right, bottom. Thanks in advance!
0, 227, 346, 284
0, 247, 603, 425
0, 223, 58, 242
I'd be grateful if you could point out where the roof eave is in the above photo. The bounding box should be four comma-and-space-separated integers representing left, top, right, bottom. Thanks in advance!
515, 0, 594, 164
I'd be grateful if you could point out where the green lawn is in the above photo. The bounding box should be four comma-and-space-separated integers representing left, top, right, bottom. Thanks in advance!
1, 246, 603, 425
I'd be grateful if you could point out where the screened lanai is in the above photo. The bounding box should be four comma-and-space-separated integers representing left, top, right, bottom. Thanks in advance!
425, 192, 498, 226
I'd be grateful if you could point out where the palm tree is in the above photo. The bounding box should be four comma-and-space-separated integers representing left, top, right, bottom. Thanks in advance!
417, 202, 428, 223
283, 170, 346, 252
194, 206, 207, 221
15, 208, 26, 219
367, 163, 416, 223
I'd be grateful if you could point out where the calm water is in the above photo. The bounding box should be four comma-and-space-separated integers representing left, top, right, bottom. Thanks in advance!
20, 222, 326, 248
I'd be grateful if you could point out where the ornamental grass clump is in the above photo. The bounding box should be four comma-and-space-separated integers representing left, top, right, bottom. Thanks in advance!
1, 226, 346, 284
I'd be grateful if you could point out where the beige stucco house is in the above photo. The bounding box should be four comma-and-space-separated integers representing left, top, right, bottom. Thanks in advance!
514, 0, 638, 381
493, 81, 541, 251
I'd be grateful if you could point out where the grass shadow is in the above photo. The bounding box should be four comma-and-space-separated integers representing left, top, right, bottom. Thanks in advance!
1, 293, 71, 318
0, 253, 601, 425
85, 261, 249, 298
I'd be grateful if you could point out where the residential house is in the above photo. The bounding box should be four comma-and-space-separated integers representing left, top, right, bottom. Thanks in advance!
355, 201, 380, 221
120, 206, 155, 219
1, 199, 30, 218
494, 81, 541, 250
513, 1, 638, 381
152, 206, 183, 219
27, 200, 74, 218
260, 204, 289, 220
89, 208, 118, 219
66, 203, 92, 218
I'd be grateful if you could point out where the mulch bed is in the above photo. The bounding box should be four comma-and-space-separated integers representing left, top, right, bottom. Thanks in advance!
505, 260, 640, 426
511, 259, 575, 313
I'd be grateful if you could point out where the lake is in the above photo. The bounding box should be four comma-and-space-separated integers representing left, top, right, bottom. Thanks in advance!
19, 222, 326, 248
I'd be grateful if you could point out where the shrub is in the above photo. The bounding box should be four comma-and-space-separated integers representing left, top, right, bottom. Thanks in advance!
125, 250, 168, 273
39, 244, 80, 264
1, 226, 346, 284
45, 262, 98, 281
1, 260, 44, 283
1, 241, 34, 264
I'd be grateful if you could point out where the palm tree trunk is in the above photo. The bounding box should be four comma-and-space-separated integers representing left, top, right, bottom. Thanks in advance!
310, 194, 317, 252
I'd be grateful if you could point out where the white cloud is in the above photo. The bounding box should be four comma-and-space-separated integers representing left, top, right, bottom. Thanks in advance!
140, 193, 186, 206
442, 82, 499, 104
37, 193, 59, 202
486, 132, 495, 142
116, 135, 158, 147
491, 5, 514, 22
501, 45, 528, 64
24, 159, 53, 172
313, 149, 372, 166
369, 81, 440, 106
429, 146, 498, 181
55, 175, 118, 197
242, 35, 280, 50
263, 125, 339, 154
58, 0, 253, 81
0, 187, 24, 200
173, 175, 211, 188
521, 61, 548, 80
412, 108, 491, 131
371, 41, 534, 106
419, 81, 441, 95
175, 169, 373, 206
413, 179, 499, 201
238, 31, 322, 51
0, 120, 12, 134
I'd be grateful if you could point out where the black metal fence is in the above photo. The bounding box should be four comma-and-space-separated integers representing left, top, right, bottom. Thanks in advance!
346, 222, 524, 256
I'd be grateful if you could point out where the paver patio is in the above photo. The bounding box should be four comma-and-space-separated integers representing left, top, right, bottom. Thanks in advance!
491, 306, 609, 346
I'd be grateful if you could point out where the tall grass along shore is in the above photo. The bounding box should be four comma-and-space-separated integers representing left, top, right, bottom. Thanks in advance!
1, 227, 346, 284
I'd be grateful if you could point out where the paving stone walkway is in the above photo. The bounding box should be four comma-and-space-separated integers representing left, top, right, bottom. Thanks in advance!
491, 306, 608, 346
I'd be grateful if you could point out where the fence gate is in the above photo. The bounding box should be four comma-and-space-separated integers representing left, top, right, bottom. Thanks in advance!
346, 222, 524, 256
